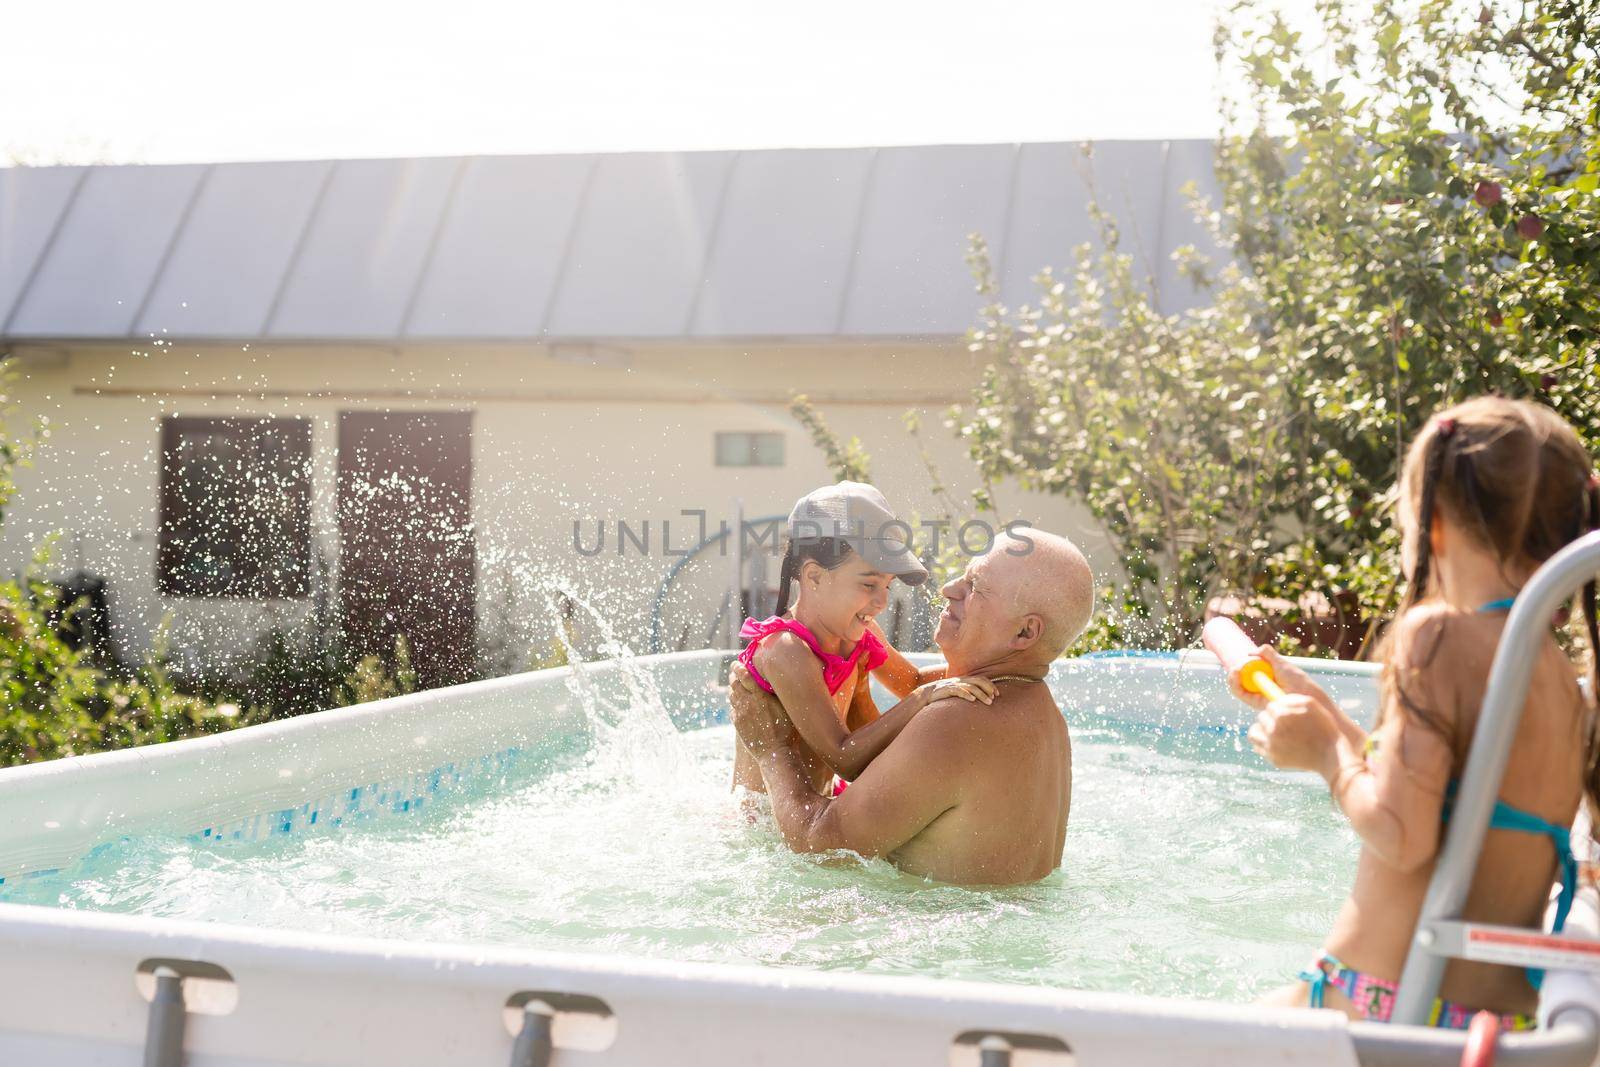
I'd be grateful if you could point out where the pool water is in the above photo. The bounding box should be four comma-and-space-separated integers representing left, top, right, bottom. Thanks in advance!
0, 690, 1356, 1003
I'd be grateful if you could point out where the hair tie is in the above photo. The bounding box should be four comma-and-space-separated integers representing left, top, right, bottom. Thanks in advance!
1437, 417, 1458, 438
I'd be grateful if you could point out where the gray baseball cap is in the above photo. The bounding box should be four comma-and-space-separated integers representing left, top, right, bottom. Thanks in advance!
787, 481, 929, 586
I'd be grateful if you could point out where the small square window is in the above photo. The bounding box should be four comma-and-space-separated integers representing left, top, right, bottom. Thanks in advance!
715, 432, 784, 468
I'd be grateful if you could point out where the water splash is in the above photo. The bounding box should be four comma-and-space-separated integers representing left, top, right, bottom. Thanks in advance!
537, 578, 689, 791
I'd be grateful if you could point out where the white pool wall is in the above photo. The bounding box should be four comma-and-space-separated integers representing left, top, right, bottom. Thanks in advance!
0, 899, 1379, 1067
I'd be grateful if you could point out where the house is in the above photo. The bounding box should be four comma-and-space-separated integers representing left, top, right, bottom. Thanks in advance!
0, 141, 1222, 686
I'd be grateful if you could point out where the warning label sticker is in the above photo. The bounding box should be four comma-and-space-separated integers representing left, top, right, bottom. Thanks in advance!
1462, 927, 1600, 972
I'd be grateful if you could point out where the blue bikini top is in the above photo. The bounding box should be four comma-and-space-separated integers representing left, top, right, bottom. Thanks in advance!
1441, 782, 1577, 937
1435, 594, 1578, 988
1439, 780, 1576, 991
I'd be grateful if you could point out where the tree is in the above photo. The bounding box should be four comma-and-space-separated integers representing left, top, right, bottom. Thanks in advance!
1216, 0, 1600, 631
789, 395, 873, 483
962, 202, 1293, 648
960, 0, 1600, 651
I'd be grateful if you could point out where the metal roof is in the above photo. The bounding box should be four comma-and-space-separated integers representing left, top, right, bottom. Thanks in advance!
0, 141, 1224, 343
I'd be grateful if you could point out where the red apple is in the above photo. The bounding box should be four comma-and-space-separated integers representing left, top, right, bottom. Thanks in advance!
1487, 310, 1503, 328
1473, 181, 1502, 207
1517, 214, 1544, 240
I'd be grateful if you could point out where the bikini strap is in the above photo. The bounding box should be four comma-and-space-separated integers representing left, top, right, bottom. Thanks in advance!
1440, 784, 1576, 991
1488, 802, 1578, 936
1442, 783, 1576, 933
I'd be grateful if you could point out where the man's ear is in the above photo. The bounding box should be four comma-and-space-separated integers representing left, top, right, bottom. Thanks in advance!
1013, 614, 1044, 649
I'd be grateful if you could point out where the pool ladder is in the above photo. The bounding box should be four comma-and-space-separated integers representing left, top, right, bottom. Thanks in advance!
1353, 530, 1600, 1065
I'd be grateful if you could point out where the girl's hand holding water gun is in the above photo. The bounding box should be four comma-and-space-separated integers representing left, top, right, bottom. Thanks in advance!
1224, 644, 1332, 714
1248, 693, 1343, 776
1206, 620, 1369, 775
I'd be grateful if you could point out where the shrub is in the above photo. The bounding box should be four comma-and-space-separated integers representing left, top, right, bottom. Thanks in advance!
1213, 0, 1600, 629
0, 555, 270, 767
962, 212, 1291, 649
333, 636, 418, 707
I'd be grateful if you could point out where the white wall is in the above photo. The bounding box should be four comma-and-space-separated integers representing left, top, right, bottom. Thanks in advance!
0, 341, 1104, 678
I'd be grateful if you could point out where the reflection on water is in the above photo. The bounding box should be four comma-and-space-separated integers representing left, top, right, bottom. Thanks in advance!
2, 704, 1354, 1003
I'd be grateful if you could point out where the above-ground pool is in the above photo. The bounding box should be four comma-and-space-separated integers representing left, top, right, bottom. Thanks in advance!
0, 649, 1592, 1066
1, 653, 1367, 1003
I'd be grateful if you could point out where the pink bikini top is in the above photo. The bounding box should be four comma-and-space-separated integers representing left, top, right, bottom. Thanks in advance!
737, 616, 887, 695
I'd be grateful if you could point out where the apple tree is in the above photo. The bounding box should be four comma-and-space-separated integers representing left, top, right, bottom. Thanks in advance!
959, 0, 1600, 650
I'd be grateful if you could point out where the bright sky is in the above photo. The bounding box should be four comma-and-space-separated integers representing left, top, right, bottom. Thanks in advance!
5, 0, 1320, 165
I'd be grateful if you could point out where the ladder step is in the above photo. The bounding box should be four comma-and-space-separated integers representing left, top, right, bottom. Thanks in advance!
1422, 920, 1600, 973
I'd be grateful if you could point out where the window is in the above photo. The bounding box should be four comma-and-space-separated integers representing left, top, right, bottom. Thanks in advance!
158, 417, 312, 598
715, 431, 784, 467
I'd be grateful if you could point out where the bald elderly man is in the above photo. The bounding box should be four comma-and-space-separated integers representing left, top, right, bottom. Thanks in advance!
730, 529, 1094, 886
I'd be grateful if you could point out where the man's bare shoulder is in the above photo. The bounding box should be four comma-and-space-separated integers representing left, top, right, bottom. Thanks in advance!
879, 696, 986, 764
910, 685, 1059, 743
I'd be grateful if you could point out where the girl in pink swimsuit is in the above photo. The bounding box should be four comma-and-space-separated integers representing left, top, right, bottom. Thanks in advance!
730, 483, 996, 797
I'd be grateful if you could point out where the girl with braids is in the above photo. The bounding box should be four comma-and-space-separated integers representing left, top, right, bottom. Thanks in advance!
731, 482, 998, 797
1229, 397, 1599, 1029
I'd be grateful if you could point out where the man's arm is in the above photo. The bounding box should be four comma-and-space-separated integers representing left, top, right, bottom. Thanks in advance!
759, 635, 929, 781
759, 635, 989, 782
733, 679, 966, 857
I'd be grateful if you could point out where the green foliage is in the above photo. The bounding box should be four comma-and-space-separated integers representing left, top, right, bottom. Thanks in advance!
962, 214, 1294, 648
191, 620, 423, 720
334, 636, 418, 707
0, 557, 271, 767
789, 395, 873, 483
218, 620, 349, 718
1215, 0, 1600, 622
961, 0, 1600, 651
0, 572, 105, 764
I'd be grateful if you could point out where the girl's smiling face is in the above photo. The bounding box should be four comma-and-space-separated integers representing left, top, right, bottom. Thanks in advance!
798, 550, 891, 644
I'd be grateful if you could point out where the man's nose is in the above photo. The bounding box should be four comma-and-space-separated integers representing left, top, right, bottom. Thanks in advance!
940, 578, 962, 600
